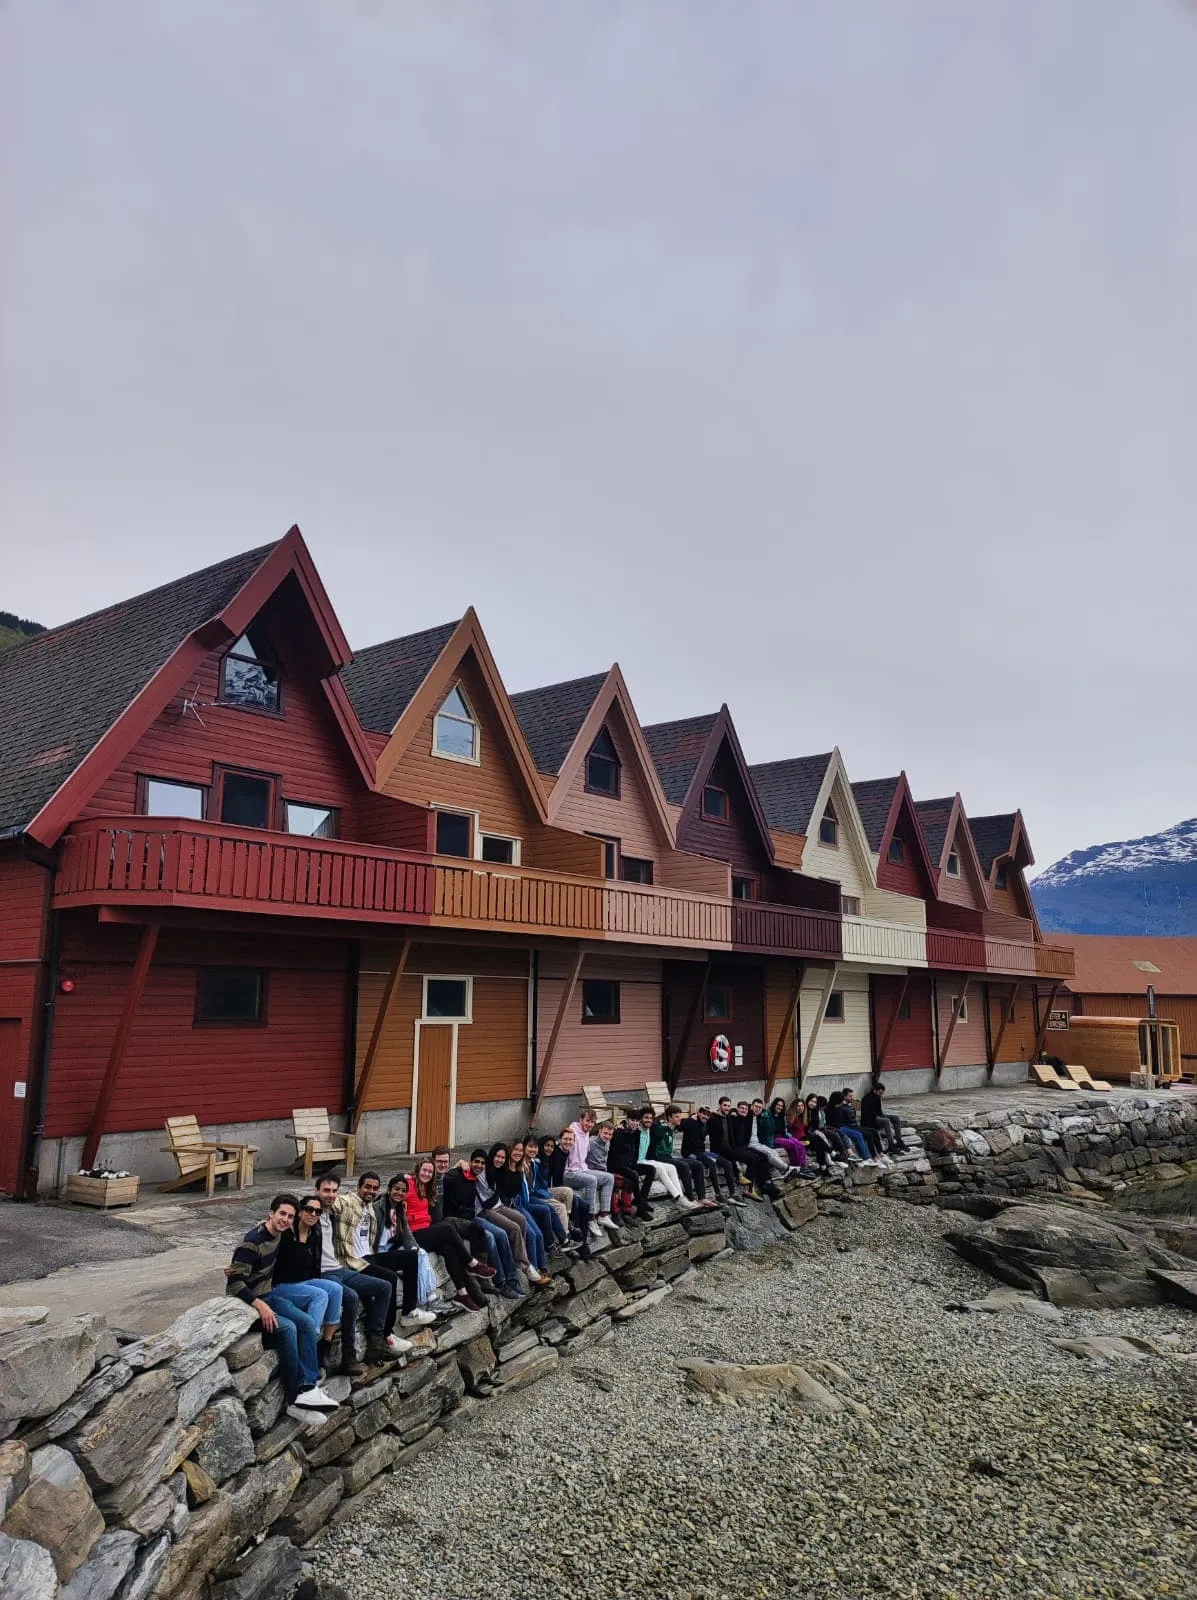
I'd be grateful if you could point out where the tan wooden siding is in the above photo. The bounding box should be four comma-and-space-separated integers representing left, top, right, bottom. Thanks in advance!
536, 954, 662, 1100
764, 962, 801, 1084
658, 851, 731, 897
800, 966, 871, 1078
937, 821, 987, 910
550, 703, 665, 870
798, 777, 870, 902
381, 652, 536, 839
522, 826, 604, 877
987, 984, 1038, 1063
1076, 993, 1197, 1059
987, 877, 1023, 917
934, 974, 988, 1065
769, 829, 806, 870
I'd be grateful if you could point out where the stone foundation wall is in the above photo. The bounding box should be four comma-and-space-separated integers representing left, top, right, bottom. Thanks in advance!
0, 1191, 818, 1600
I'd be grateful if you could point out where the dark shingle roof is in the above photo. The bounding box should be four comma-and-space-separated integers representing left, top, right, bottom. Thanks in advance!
969, 814, 1017, 875
851, 778, 900, 853
748, 754, 834, 836
0, 543, 277, 836
341, 620, 460, 735
915, 798, 956, 869
641, 714, 720, 806
509, 672, 609, 775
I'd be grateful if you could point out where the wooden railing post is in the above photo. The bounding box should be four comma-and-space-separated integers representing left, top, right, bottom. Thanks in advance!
81, 921, 160, 1170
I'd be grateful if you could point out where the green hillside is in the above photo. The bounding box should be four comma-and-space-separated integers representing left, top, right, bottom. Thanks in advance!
0, 611, 45, 653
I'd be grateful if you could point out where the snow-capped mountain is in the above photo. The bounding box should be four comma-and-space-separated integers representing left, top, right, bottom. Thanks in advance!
1032, 819, 1197, 936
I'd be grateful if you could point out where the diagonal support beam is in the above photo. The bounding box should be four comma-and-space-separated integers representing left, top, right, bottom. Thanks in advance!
352, 936, 411, 1133
872, 971, 910, 1084
667, 958, 711, 1096
82, 922, 160, 1169
935, 976, 970, 1083
798, 964, 838, 1092
531, 945, 586, 1122
1032, 982, 1061, 1062
764, 963, 804, 1101
988, 983, 1021, 1081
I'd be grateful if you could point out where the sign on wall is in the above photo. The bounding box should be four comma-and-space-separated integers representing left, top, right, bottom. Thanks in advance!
1047, 1011, 1070, 1031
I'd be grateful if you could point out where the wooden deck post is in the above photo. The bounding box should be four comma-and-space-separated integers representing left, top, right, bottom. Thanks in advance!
988, 983, 1021, 1082
872, 971, 910, 1084
82, 922, 160, 1169
763, 964, 804, 1101
1032, 982, 1061, 1062
352, 937, 411, 1134
934, 976, 970, 1085
798, 964, 838, 1092
531, 945, 586, 1122
667, 958, 711, 1096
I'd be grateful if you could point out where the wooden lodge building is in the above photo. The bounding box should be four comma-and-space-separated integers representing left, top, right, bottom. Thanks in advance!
0, 532, 1074, 1196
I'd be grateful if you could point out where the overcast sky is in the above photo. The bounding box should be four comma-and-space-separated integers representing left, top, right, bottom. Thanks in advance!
3, 1, 1195, 874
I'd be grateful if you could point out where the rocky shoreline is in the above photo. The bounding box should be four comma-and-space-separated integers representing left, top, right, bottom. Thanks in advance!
316, 1195, 1196, 1600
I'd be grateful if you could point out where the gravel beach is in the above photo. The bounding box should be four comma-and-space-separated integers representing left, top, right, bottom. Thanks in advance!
316, 1199, 1196, 1600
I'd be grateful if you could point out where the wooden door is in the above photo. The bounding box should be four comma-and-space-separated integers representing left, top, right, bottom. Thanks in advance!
0, 1020, 27, 1195
413, 1024, 454, 1152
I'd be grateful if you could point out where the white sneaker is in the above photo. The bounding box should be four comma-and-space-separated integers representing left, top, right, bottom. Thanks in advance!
384, 1333, 414, 1354
400, 1308, 436, 1327
294, 1385, 339, 1410
587, 1221, 604, 1240
678, 1197, 700, 1211
598, 1215, 620, 1232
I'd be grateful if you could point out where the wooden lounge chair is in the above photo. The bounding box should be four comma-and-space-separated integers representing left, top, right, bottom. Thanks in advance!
581, 1085, 634, 1125
290, 1107, 356, 1180
1061, 1063, 1112, 1093
159, 1116, 258, 1196
1030, 1063, 1071, 1090
645, 1080, 694, 1116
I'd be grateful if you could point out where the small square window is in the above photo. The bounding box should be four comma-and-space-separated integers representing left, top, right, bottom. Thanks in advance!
619, 856, 653, 885
819, 806, 839, 848
704, 984, 732, 1022
581, 979, 620, 1024
994, 866, 1009, 890
435, 811, 472, 857
824, 990, 845, 1022
143, 778, 206, 820
887, 837, 905, 865
424, 976, 471, 1020
219, 627, 281, 713
285, 802, 337, 839
220, 772, 273, 830
480, 834, 516, 865
701, 786, 729, 822
196, 969, 266, 1025
731, 876, 757, 901
951, 993, 969, 1023
946, 851, 961, 878
841, 894, 861, 916
897, 992, 912, 1021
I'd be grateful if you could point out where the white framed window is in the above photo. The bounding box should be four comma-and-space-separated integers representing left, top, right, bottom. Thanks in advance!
433, 685, 480, 763
142, 777, 206, 820
946, 851, 961, 877
951, 993, 969, 1023
478, 833, 521, 866
819, 804, 839, 848
422, 975, 473, 1022
285, 801, 337, 838
841, 894, 861, 916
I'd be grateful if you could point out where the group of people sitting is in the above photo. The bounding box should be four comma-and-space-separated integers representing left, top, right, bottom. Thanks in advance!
227, 1084, 907, 1412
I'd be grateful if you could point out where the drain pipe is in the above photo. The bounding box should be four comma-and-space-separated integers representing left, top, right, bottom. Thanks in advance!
25, 897, 62, 1202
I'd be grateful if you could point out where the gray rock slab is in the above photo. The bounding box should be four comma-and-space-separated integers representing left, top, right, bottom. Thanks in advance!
254, 1416, 308, 1465
229, 1353, 278, 1403
0, 1314, 113, 1426
2, 1443, 104, 1581
178, 1359, 234, 1427
496, 1329, 540, 1363
67, 1368, 178, 1489
58, 1529, 139, 1600
0, 1530, 58, 1600
492, 1347, 559, 1391
192, 1397, 255, 1485
244, 1379, 285, 1437
22, 1360, 134, 1452
558, 1275, 626, 1332
119, 1332, 182, 1372
165, 1300, 259, 1383
272, 1467, 344, 1544
0, 1443, 29, 1521
117, 1532, 171, 1600
340, 1432, 403, 1495
94, 1421, 182, 1520
212, 1534, 304, 1600
431, 1308, 490, 1353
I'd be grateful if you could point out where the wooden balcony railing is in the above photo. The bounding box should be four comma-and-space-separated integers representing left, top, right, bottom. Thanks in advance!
54, 819, 434, 924
841, 915, 928, 967
1035, 943, 1076, 979
433, 859, 604, 936
926, 928, 989, 971
926, 923, 1077, 979
603, 883, 732, 947
732, 901, 841, 959
984, 937, 1040, 977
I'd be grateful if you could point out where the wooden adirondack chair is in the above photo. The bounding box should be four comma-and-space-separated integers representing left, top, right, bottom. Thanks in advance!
645, 1080, 694, 1116
290, 1107, 356, 1180
160, 1116, 257, 1195
581, 1084, 634, 1125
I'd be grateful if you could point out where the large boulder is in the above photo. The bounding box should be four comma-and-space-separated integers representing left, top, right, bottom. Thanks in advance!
0, 1314, 114, 1426
66, 1369, 178, 1489
164, 1300, 259, 1384
1, 1444, 104, 1580
0, 1530, 58, 1600
211, 1535, 304, 1600
944, 1201, 1189, 1307
57, 1530, 139, 1600
191, 1398, 255, 1484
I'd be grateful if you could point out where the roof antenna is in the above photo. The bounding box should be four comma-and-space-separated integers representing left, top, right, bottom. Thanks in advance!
174, 682, 209, 728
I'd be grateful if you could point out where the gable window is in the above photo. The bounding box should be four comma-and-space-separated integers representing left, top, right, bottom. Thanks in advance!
887, 837, 905, 865
285, 801, 337, 839
423, 976, 472, 1021
219, 770, 274, 830
219, 627, 281, 714
994, 866, 1009, 890
587, 834, 618, 879
433, 686, 479, 763
585, 727, 621, 797
435, 810, 473, 858
581, 979, 620, 1024
841, 894, 861, 916
195, 968, 266, 1025
619, 856, 653, 885
819, 804, 839, 848
732, 876, 757, 901
704, 984, 732, 1022
479, 834, 519, 865
701, 785, 729, 823
142, 777, 206, 821
824, 990, 845, 1022
946, 851, 961, 878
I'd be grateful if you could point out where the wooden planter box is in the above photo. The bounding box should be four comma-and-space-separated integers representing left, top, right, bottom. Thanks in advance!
65, 1173, 140, 1209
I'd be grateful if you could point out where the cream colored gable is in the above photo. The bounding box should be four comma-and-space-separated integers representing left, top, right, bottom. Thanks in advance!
796, 755, 874, 902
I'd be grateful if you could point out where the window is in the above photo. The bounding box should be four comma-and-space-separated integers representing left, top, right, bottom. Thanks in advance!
897, 992, 911, 1021
824, 990, 845, 1022
423, 976, 471, 1021
587, 834, 618, 879
841, 894, 861, 916
479, 834, 518, 865
819, 804, 839, 848
195, 968, 266, 1025
951, 993, 969, 1023
887, 837, 905, 865
704, 984, 732, 1022
220, 771, 274, 830
585, 728, 621, 797
581, 979, 620, 1024
219, 627, 281, 713
285, 802, 337, 839
619, 856, 653, 885
433, 686, 479, 762
946, 851, 961, 878
435, 810, 472, 857
142, 778, 206, 820
731, 876, 757, 901
701, 785, 729, 823
994, 866, 1009, 890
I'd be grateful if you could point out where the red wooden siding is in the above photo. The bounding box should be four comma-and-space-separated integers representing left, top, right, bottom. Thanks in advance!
871, 971, 934, 1071
664, 960, 766, 1088
0, 849, 49, 1192
46, 919, 349, 1135
356, 793, 433, 853
675, 743, 770, 876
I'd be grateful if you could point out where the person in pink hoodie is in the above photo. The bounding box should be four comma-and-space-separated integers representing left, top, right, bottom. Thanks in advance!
564, 1113, 618, 1231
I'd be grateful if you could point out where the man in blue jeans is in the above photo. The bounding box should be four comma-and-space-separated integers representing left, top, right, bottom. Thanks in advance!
314, 1174, 408, 1364
226, 1194, 339, 1410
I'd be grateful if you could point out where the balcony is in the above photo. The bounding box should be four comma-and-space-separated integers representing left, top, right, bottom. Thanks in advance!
732, 900, 841, 959
925, 924, 1076, 979
54, 819, 434, 925
926, 927, 988, 972
841, 915, 928, 968
1035, 942, 1076, 979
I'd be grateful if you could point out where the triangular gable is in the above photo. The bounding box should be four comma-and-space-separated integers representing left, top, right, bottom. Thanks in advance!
509, 671, 610, 778
644, 706, 775, 865
543, 666, 676, 847
970, 809, 1037, 918
921, 794, 989, 908
749, 752, 833, 838
21, 527, 374, 848
856, 773, 938, 897
367, 610, 549, 823
802, 749, 878, 890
